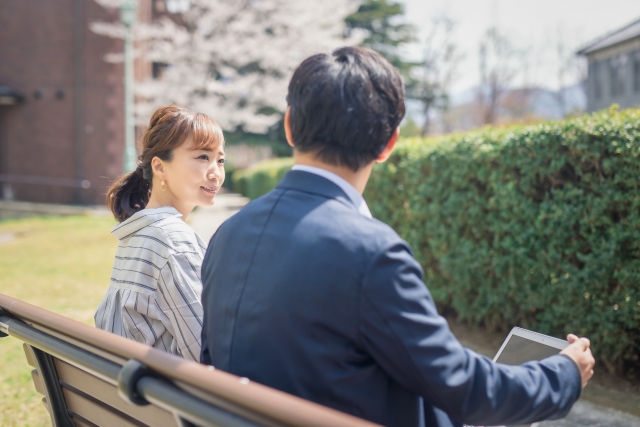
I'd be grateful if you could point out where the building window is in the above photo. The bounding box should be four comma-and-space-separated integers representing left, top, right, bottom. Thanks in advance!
592, 61, 602, 100
634, 50, 640, 93
152, 62, 169, 80
609, 54, 627, 97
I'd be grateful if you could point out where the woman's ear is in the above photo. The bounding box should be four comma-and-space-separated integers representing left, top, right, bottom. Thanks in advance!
376, 128, 399, 163
284, 107, 295, 148
151, 156, 166, 181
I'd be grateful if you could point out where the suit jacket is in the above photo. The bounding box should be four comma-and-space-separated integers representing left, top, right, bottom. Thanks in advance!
200, 170, 581, 427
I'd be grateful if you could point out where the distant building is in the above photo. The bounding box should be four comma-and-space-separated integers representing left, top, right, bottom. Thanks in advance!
578, 18, 640, 113
0, 0, 156, 205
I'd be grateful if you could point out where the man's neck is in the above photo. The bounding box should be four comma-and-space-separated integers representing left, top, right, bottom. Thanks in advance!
293, 151, 373, 195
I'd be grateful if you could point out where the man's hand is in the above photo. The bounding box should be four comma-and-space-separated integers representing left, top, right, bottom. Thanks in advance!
560, 334, 595, 388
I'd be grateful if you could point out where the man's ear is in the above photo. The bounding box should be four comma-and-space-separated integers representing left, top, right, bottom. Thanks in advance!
284, 107, 295, 148
376, 127, 399, 163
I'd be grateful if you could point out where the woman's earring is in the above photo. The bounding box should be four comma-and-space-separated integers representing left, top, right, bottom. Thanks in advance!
161, 180, 166, 192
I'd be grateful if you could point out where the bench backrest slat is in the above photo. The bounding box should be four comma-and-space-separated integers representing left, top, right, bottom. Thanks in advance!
55, 358, 176, 427
22, 343, 77, 427
62, 387, 146, 427
70, 417, 97, 427
30, 368, 46, 396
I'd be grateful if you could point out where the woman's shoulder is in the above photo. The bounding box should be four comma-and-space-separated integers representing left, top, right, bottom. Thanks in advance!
116, 208, 201, 255
146, 217, 206, 256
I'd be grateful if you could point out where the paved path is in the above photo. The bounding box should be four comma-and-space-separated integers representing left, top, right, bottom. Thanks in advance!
188, 193, 249, 243
188, 193, 640, 427
537, 400, 640, 426
0, 199, 110, 219
0, 232, 15, 245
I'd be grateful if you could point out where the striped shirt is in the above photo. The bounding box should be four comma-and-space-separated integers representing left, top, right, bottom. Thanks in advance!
95, 207, 206, 362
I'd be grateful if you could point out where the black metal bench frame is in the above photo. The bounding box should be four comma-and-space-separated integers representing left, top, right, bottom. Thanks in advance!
0, 295, 379, 427
0, 306, 259, 427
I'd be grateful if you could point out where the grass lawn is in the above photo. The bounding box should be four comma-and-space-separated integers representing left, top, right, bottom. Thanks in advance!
0, 215, 117, 427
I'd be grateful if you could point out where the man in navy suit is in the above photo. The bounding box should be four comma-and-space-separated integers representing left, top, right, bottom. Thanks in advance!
200, 47, 595, 427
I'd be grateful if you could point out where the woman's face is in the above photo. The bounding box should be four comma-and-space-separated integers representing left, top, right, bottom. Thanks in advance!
154, 134, 225, 213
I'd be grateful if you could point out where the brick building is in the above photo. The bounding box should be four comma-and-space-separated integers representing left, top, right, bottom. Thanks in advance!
0, 0, 152, 205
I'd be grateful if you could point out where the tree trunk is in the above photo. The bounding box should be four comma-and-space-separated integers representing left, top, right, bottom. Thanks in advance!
421, 100, 432, 136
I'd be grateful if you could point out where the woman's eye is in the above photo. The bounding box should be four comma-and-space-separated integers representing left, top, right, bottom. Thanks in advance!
218, 158, 226, 164
197, 154, 209, 160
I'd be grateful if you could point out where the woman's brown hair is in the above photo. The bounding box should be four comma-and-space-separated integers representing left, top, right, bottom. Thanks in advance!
106, 105, 224, 222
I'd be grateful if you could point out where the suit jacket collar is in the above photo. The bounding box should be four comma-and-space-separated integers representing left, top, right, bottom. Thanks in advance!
276, 170, 359, 213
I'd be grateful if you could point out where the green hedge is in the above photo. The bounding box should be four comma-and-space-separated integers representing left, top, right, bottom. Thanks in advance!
366, 107, 640, 374
231, 109, 640, 374
232, 157, 294, 200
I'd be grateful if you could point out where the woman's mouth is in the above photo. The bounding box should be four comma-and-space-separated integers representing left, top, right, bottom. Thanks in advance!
201, 186, 218, 195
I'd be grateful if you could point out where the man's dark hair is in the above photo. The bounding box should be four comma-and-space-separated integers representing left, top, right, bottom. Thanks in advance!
286, 46, 405, 171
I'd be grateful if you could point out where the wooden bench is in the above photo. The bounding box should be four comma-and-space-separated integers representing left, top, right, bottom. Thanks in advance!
0, 293, 380, 427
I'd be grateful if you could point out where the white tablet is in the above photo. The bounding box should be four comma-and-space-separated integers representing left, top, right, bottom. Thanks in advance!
493, 327, 569, 365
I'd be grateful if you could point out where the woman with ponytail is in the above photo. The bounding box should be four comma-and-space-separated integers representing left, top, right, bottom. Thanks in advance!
95, 105, 225, 362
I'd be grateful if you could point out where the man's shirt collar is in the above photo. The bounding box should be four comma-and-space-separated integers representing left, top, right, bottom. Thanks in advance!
291, 164, 372, 218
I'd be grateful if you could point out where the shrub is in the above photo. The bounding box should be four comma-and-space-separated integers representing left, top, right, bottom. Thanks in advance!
366, 107, 640, 374
228, 109, 640, 374
232, 157, 294, 200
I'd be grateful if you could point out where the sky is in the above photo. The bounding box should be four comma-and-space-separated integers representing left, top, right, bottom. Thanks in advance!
399, 0, 640, 94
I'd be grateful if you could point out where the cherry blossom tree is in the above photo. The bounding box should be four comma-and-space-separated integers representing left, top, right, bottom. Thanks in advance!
92, 0, 361, 133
